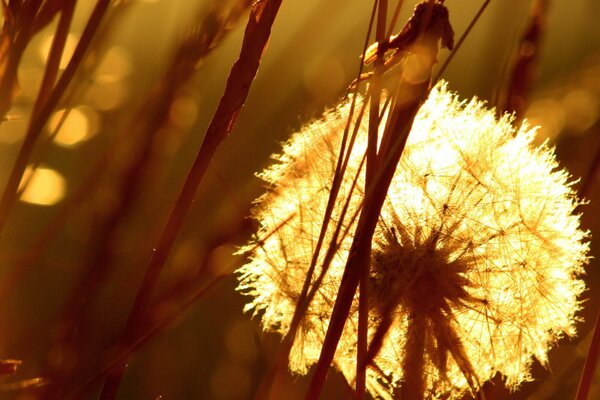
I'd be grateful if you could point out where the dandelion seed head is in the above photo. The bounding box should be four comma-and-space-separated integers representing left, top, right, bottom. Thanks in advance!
237, 82, 590, 399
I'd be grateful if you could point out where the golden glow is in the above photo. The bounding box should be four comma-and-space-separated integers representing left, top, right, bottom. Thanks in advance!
82, 47, 132, 111
238, 82, 589, 399
38, 34, 79, 69
94, 47, 132, 83
562, 88, 598, 132
303, 55, 346, 101
525, 99, 566, 141
86, 80, 128, 111
169, 96, 198, 128
48, 107, 99, 147
402, 45, 435, 84
19, 166, 67, 206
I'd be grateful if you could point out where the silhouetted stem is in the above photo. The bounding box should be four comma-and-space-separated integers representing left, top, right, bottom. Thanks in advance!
97, 1, 283, 398
576, 305, 600, 399
32, 0, 76, 116
254, 3, 378, 398
434, 0, 491, 84
305, 3, 450, 397
305, 65, 436, 400
65, 275, 228, 400
357, 1, 389, 397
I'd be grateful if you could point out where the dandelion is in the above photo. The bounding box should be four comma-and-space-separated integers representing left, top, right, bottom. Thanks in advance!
237, 82, 589, 399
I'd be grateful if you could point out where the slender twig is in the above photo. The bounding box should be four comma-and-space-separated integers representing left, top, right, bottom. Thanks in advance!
305, 2, 453, 397
575, 310, 600, 400
386, 0, 404, 38
357, 1, 389, 397
15, 0, 138, 198
32, 0, 76, 116
97, 1, 284, 398
433, 0, 492, 84
41, 3, 252, 398
253, 3, 380, 399
65, 275, 228, 400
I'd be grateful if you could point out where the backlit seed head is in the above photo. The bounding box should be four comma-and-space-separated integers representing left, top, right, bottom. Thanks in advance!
237, 82, 590, 399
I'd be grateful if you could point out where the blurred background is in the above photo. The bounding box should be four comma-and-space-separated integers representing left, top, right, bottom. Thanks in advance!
0, 0, 598, 398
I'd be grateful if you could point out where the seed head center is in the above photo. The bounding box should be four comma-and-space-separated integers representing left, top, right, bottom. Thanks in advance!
371, 230, 471, 317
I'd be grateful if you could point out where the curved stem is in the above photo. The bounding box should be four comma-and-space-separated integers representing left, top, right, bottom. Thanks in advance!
97, 1, 283, 398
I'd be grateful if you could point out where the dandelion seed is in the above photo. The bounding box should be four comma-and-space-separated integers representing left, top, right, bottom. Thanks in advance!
237, 82, 590, 399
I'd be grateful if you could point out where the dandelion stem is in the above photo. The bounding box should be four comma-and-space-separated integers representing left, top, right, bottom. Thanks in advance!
254, 2, 379, 397
357, 0, 389, 397
401, 316, 427, 400
305, 71, 434, 400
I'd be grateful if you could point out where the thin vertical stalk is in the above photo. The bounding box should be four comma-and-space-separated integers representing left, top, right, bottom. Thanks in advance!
253, 3, 379, 398
576, 311, 600, 400
386, 0, 404, 37
305, 80, 429, 400
31, 0, 76, 116
97, 1, 283, 398
576, 144, 600, 400
305, 3, 451, 397
433, 0, 492, 84
357, 0, 389, 397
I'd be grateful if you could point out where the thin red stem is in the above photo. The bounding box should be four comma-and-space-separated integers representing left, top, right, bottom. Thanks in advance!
434, 0, 492, 84
305, 72, 433, 400
32, 0, 76, 116
253, 3, 379, 398
97, 1, 283, 398
576, 311, 600, 400
357, 0, 389, 397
